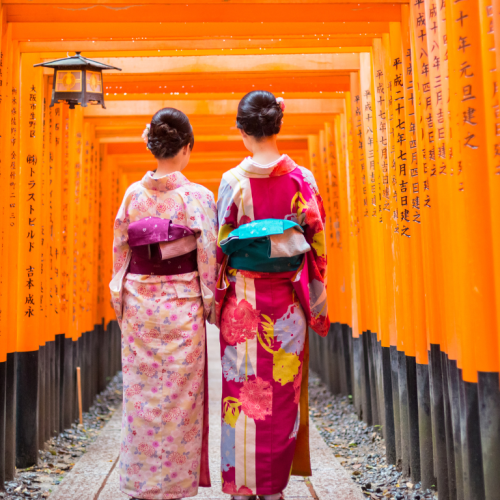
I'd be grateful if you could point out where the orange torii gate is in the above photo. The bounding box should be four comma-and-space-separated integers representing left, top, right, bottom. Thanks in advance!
0, 2, 499, 500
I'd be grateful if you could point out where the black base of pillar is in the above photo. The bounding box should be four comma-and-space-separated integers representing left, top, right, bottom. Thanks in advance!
0, 361, 7, 487
406, 356, 420, 483
477, 371, 500, 500
429, 344, 449, 500
38, 344, 46, 450
461, 380, 485, 500
390, 346, 401, 466
382, 346, 396, 464
416, 362, 434, 490
61, 337, 74, 431
398, 350, 410, 476
16, 350, 39, 469
441, 353, 456, 499
448, 360, 464, 500
5, 352, 17, 480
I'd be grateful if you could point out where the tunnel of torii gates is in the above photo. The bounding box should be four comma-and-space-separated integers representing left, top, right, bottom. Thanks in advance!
0, 0, 500, 498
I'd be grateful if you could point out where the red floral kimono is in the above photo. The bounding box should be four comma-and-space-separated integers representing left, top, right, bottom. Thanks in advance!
215, 155, 329, 496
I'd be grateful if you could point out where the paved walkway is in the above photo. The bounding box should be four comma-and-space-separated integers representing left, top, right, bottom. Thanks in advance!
50, 325, 363, 500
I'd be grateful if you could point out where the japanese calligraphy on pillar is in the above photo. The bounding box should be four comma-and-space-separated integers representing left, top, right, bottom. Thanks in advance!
360, 54, 377, 219
411, 0, 434, 210
17, 54, 43, 351
372, 39, 389, 224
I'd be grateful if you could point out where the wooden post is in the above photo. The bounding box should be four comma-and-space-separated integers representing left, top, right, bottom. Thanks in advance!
16, 52, 43, 468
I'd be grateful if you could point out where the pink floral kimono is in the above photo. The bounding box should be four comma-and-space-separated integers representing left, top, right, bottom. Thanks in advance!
110, 171, 218, 500
215, 155, 329, 497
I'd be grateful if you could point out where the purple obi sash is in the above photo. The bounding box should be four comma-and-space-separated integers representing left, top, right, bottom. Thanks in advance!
128, 217, 198, 276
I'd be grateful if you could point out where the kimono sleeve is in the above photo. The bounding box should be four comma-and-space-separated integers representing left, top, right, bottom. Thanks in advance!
109, 185, 134, 326
216, 175, 238, 266
294, 169, 329, 336
187, 187, 219, 324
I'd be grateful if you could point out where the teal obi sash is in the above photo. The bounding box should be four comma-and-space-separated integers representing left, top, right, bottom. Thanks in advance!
220, 219, 310, 273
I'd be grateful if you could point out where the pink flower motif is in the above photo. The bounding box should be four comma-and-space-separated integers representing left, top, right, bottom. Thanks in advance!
138, 443, 155, 457
127, 355, 134, 363
147, 429, 154, 436
168, 356, 175, 363
146, 309, 153, 316
166, 381, 173, 388
138, 362, 157, 377
156, 203, 167, 213
239, 376, 273, 420
221, 296, 260, 345
125, 384, 142, 398
192, 481, 198, 488
150, 466, 157, 473
127, 415, 134, 423
171, 472, 178, 479
167, 436, 174, 443
128, 336, 134, 343
170, 452, 187, 465
127, 463, 140, 475
165, 303, 173, 310
164, 460, 172, 467
192, 324, 198, 331
198, 248, 208, 264
152, 441, 160, 448
193, 192, 202, 200
152, 387, 158, 393
172, 393, 178, 399
170, 314, 178, 321
146, 351, 152, 357
152, 362, 159, 369
186, 347, 202, 364
183, 426, 198, 443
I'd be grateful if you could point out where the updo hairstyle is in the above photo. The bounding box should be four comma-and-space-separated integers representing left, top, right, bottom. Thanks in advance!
236, 90, 283, 139
147, 107, 195, 159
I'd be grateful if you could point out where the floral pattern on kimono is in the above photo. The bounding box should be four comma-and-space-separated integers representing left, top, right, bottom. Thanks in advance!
215, 155, 328, 496
111, 171, 218, 500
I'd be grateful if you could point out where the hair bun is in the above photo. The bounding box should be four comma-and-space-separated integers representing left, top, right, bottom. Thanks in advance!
146, 108, 194, 159
236, 90, 283, 138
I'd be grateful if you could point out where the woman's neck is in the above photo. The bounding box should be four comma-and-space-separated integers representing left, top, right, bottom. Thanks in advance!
152, 157, 184, 178
250, 136, 281, 165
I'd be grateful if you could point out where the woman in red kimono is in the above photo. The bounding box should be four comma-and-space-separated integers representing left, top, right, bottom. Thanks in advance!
215, 91, 329, 500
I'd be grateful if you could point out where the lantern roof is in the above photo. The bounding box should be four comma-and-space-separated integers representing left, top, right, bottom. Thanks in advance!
34, 52, 121, 71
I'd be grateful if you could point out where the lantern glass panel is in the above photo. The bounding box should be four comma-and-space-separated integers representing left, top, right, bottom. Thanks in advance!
56, 70, 82, 92
86, 70, 103, 93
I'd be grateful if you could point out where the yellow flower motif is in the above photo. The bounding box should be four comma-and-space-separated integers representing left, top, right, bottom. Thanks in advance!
273, 349, 301, 386
312, 230, 326, 257
218, 223, 233, 247
222, 396, 241, 428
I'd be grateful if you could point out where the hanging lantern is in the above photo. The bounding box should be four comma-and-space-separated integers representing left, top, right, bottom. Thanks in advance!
34, 52, 121, 109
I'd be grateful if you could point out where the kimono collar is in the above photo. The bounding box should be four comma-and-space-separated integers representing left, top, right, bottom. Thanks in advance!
236, 154, 298, 178
140, 170, 190, 192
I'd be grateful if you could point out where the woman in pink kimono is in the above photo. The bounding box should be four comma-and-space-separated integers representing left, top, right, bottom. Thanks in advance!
215, 91, 329, 500
110, 108, 218, 500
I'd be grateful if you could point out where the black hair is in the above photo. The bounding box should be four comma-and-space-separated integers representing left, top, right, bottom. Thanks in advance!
147, 107, 195, 159
236, 90, 283, 139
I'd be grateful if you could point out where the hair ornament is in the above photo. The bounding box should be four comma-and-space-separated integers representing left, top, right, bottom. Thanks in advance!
142, 123, 151, 145
276, 96, 285, 111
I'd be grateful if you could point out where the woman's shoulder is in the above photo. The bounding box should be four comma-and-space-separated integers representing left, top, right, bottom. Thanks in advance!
185, 181, 215, 201
293, 166, 319, 193
123, 181, 143, 201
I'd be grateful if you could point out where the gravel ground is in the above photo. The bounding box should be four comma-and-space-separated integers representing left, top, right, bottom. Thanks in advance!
2, 373, 123, 499
308, 371, 438, 500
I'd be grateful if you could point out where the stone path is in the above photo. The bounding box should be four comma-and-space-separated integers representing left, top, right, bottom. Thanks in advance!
49, 324, 364, 500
